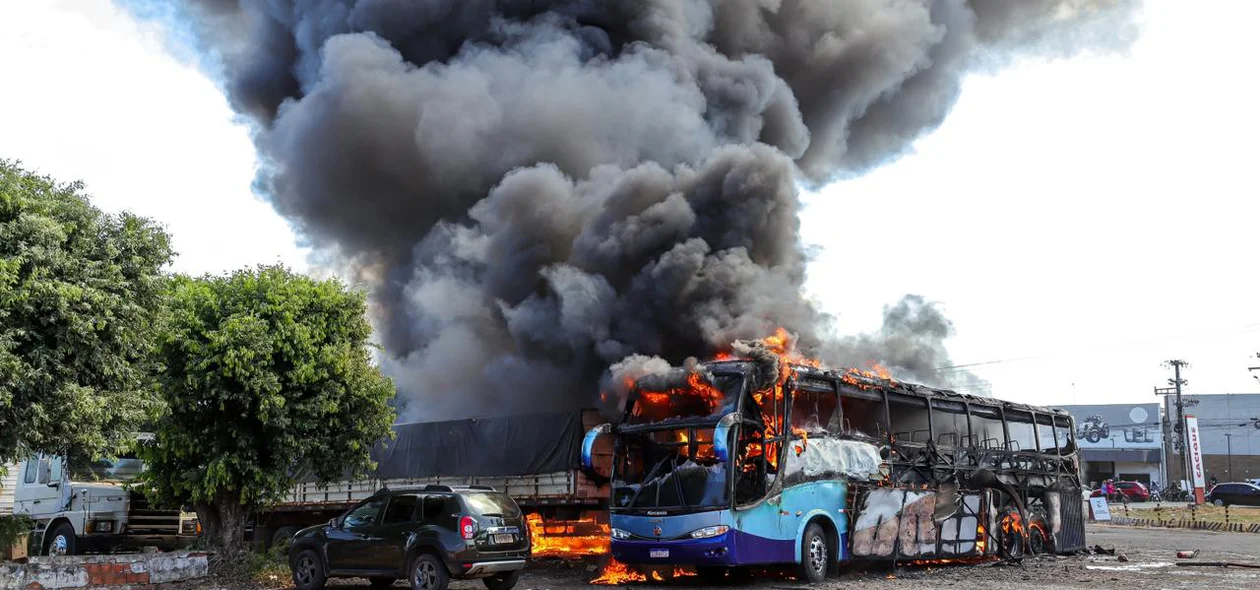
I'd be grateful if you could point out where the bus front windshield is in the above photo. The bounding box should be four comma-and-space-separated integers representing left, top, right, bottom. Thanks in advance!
612, 426, 728, 511
624, 370, 745, 426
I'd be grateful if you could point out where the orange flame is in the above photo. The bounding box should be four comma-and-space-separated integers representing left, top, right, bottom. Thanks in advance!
976, 523, 987, 554
792, 426, 809, 456
591, 558, 696, 585
525, 513, 610, 558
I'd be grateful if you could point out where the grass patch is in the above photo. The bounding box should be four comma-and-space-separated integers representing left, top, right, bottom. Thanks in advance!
1126, 504, 1260, 525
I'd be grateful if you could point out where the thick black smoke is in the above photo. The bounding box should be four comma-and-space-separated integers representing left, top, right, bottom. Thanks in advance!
155, 0, 1136, 420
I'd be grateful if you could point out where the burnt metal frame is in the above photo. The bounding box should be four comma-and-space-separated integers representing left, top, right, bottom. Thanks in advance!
785, 365, 1085, 557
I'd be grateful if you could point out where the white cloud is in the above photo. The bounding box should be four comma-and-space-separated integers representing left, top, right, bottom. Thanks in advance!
0, 0, 309, 277
2, 1, 1255, 407
802, 0, 1260, 404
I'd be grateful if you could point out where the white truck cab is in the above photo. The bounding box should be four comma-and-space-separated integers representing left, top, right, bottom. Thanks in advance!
13, 451, 199, 555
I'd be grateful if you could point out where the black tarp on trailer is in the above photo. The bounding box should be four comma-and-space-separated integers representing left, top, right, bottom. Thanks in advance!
371, 410, 584, 479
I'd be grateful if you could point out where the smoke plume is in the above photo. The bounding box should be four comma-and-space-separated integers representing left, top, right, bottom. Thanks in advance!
155, 0, 1136, 420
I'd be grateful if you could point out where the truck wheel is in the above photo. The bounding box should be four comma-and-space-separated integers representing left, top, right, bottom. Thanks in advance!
1085, 430, 1101, 443
409, 554, 449, 590
292, 548, 327, 590
272, 526, 298, 551
481, 571, 520, 590
45, 522, 76, 556
796, 522, 828, 584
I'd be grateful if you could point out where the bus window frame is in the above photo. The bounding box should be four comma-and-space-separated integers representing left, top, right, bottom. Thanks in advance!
1004, 409, 1037, 453
931, 398, 971, 448
1052, 414, 1077, 456
967, 404, 1004, 449
887, 392, 933, 445
1034, 412, 1057, 456
835, 384, 889, 441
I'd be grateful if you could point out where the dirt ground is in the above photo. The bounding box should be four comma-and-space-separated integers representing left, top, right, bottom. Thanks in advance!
206, 524, 1260, 590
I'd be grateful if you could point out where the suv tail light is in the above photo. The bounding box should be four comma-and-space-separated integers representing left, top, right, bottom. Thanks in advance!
460, 516, 477, 540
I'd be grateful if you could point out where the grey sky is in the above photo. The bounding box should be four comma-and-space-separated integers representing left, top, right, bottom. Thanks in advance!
1, 0, 1255, 409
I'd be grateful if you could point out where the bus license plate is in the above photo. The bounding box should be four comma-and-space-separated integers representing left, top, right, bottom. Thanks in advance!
650, 549, 669, 558
494, 534, 515, 545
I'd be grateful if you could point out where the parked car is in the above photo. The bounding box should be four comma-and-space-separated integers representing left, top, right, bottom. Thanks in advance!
1089, 481, 1150, 502
1206, 482, 1260, 507
287, 485, 529, 590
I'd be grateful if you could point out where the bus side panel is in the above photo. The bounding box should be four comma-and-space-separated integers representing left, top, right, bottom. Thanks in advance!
778, 481, 848, 564
730, 500, 796, 565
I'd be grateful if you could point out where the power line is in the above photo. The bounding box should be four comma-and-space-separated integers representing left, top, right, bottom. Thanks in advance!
932, 322, 1260, 373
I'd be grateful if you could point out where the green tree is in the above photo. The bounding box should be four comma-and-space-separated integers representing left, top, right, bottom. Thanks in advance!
141, 265, 396, 554
0, 159, 172, 466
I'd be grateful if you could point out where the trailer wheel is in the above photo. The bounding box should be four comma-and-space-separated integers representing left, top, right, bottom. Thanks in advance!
45, 522, 77, 556
272, 526, 298, 551
796, 522, 828, 584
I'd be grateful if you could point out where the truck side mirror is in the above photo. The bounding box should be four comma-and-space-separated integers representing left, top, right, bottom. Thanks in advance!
713, 413, 741, 463
581, 424, 612, 470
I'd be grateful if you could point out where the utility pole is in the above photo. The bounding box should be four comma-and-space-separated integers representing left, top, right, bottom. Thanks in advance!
1156, 359, 1191, 492
1225, 433, 1233, 480
1250, 352, 1260, 386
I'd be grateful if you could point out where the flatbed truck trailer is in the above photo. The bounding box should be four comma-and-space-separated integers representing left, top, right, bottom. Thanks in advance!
251, 409, 613, 549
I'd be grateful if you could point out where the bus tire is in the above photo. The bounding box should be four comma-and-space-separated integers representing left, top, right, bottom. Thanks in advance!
797, 522, 828, 584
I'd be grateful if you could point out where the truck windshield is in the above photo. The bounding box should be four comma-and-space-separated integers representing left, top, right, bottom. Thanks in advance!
69, 456, 144, 483
624, 371, 744, 425
612, 427, 727, 511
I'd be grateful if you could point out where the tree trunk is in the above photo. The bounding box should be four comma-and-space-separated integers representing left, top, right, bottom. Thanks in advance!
196, 489, 250, 557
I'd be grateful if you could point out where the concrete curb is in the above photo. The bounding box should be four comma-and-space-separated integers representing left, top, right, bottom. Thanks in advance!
0, 551, 211, 589
1106, 516, 1260, 533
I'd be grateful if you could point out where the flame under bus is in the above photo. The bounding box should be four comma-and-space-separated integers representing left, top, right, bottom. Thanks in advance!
582, 360, 1085, 578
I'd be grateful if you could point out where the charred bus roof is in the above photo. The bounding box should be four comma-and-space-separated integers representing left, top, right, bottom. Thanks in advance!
785, 362, 1074, 420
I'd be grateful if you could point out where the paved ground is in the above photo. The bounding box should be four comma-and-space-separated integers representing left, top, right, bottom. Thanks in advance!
256, 524, 1260, 590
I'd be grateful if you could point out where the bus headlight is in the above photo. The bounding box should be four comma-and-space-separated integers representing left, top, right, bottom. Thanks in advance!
689, 525, 729, 539
611, 528, 631, 540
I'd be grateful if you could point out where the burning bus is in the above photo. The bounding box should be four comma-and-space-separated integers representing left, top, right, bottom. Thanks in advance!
582, 333, 1085, 583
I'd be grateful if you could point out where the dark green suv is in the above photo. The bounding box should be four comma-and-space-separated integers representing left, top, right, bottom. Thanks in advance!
288, 485, 530, 590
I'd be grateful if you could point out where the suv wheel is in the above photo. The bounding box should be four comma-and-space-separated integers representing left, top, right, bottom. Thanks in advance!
482, 571, 520, 590
410, 554, 449, 590
292, 548, 327, 590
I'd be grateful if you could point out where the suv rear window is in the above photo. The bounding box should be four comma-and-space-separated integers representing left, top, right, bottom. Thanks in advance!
461, 492, 521, 517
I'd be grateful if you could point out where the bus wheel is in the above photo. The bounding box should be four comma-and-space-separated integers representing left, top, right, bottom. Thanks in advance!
1028, 521, 1053, 555
797, 522, 828, 584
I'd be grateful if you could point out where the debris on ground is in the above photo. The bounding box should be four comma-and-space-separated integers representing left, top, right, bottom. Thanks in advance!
1176, 550, 1200, 559
1176, 561, 1260, 569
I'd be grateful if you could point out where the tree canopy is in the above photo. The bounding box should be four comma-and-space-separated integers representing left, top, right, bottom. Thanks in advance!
0, 159, 172, 465
140, 265, 396, 552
